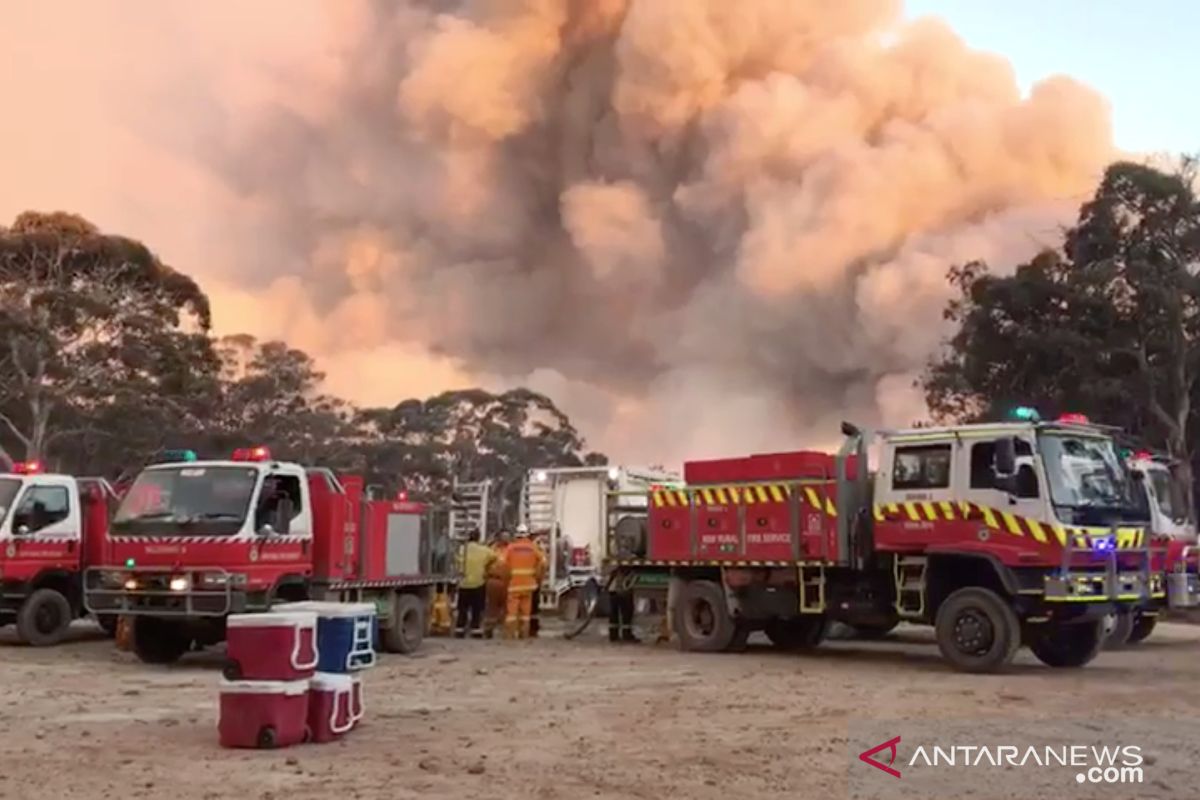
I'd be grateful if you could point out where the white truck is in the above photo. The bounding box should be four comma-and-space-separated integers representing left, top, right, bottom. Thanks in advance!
1128, 453, 1195, 541
520, 465, 680, 618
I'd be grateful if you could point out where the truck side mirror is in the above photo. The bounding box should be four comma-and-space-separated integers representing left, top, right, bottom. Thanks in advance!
994, 438, 1017, 478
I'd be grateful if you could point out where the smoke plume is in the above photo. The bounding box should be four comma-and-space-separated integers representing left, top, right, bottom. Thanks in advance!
0, 0, 1113, 463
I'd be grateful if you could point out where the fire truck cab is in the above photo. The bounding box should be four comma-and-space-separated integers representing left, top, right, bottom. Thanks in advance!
606, 415, 1168, 673
0, 461, 116, 644
84, 447, 452, 665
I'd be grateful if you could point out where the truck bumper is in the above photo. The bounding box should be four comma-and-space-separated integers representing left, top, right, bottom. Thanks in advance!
1042, 570, 1161, 605
83, 567, 246, 617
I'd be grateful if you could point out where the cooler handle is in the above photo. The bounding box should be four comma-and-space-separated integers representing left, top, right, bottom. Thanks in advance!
330, 688, 354, 735
291, 623, 319, 671
346, 649, 377, 670
351, 682, 365, 723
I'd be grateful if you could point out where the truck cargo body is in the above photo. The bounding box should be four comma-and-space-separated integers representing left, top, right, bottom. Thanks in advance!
522, 465, 678, 611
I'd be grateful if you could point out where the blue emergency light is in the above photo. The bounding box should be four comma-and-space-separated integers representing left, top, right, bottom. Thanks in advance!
162, 449, 198, 463
1009, 406, 1041, 422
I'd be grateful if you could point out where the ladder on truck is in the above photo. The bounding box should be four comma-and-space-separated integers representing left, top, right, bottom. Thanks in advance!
520, 476, 560, 609
449, 479, 490, 541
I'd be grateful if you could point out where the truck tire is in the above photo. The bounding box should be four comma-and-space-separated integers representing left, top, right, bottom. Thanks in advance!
132, 617, 191, 664
16, 588, 72, 646
934, 587, 1020, 673
765, 616, 827, 650
1128, 612, 1156, 645
382, 593, 425, 654
1029, 620, 1104, 668
674, 580, 735, 653
1102, 612, 1134, 649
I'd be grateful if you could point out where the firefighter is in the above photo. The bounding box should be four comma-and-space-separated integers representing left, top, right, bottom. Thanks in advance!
483, 529, 511, 639
528, 532, 549, 637
609, 577, 639, 643
502, 524, 545, 639
454, 528, 495, 638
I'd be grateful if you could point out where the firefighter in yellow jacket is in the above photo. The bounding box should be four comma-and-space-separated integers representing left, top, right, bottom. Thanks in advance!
502, 524, 546, 639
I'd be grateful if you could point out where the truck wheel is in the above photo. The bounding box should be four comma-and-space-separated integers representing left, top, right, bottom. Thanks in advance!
1102, 612, 1134, 649
382, 593, 425, 654
132, 617, 191, 664
673, 580, 735, 653
1128, 612, 1156, 644
16, 588, 73, 646
934, 588, 1020, 673
1029, 620, 1104, 668
96, 615, 118, 638
765, 616, 827, 650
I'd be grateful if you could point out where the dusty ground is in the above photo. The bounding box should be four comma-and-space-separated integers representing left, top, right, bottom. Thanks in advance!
0, 618, 1197, 800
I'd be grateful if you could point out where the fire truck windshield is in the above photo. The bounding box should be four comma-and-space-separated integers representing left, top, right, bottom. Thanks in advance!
0, 478, 20, 523
111, 466, 258, 536
1038, 433, 1145, 526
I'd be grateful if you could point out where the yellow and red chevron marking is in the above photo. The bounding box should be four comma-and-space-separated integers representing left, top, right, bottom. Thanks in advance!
871, 501, 1144, 549
651, 483, 837, 516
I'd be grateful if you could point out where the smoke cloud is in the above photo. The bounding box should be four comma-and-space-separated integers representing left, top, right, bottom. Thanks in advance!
0, 0, 1113, 463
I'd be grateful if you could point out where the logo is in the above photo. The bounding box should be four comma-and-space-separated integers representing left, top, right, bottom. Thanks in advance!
859, 736, 902, 779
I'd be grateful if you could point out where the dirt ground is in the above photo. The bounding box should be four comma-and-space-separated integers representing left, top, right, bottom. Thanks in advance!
0, 618, 1197, 800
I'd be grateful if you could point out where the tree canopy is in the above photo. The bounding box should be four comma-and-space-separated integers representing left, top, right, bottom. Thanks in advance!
0, 211, 606, 507
925, 159, 1200, 499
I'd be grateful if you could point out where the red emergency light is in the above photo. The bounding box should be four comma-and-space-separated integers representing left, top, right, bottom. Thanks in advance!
11, 460, 42, 475
1057, 413, 1090, 425
397, 490, 408, 501
1133, 450, 1153, 461
231, 446, 272, 462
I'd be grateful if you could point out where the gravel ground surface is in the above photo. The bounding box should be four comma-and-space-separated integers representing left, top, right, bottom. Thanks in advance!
0, 619, 1197, 799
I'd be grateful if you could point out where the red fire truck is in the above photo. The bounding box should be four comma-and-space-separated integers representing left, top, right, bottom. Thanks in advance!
83, 447, 453, 664
603, 416, 1196, 673
0, 461, 118, 644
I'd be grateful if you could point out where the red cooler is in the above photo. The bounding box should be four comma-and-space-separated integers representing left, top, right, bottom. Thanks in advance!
218, 679, 310, 749
225, 610, 318, 681
350, 673, 364, 729
307, 673, 355, 743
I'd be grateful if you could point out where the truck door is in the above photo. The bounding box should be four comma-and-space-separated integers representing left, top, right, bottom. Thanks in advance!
961, 437, 1047, 531
878, 440, 956, 547
6, 483, 80, 578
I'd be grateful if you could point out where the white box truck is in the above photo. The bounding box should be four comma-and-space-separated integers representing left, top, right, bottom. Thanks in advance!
520, 465, 680, 618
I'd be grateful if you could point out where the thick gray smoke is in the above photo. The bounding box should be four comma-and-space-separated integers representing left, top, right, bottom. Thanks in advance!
1, 0, 1115, 463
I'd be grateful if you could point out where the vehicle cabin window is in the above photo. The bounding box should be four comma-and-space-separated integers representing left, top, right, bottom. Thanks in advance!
13, 486, 70, 534
969, 440, 1034, 490
255, 474, 303, 532
892, 445, 952, 490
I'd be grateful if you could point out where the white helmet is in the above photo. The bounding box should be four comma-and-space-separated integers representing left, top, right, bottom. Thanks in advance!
516, 523, 530, 535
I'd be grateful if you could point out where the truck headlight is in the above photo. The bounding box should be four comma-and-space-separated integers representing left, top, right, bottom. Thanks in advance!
168, 576, 191, 592
123, 578, 138, 591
